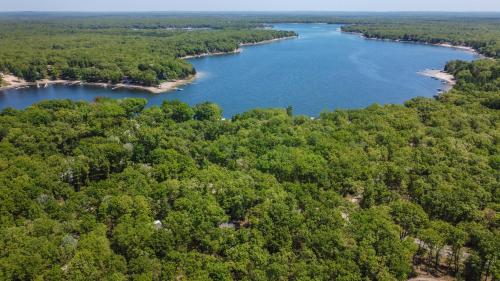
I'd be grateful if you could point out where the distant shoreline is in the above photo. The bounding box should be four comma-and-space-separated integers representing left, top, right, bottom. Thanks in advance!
340, 29, 484, 94
341, 30, 483, 57
239, 35, 298, 47
181, 49, 243, 59
181, 35, 298, 59
1, 35, 299, 94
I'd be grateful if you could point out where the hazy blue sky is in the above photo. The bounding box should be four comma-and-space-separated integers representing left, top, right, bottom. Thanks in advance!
2, 0, 500, 12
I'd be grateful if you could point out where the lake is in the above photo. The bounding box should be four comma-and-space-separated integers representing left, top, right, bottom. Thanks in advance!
0, 23, 477, 116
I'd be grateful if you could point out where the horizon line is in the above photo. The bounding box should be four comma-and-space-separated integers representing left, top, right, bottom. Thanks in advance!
1, 10, 500, 13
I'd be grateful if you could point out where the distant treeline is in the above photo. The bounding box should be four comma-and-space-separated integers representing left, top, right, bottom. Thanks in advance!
342, 19, 500, 58
0, 18, 295, 86
2, 13, 500, 87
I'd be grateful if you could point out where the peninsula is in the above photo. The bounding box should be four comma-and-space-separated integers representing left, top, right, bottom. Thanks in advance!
0, 20, 296, 93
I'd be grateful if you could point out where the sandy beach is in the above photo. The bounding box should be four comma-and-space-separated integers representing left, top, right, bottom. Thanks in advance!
341, 30, 482, 57
1, 35, 298, 94
181, 35, 298, 59
239, 35, 298, 46
434, 43, 476, 53
181, 49, 242, 59
417, 69, 456, 92
0, 73, 197, 94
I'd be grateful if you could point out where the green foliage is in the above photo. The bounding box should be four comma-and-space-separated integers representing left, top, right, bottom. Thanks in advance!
0, 16, 296, 86
446, 59, 500, 93
463, 226, 500, 281
342, 18, 500, 58
0, 13, 499, 281
161, 100, 194, 122
389, 200, 429, 239
350, 207, 417, 280
0, 66, 497, 278
194, 102, 223, 121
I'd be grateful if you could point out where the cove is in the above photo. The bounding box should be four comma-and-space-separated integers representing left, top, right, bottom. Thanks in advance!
0, 24, 477, 117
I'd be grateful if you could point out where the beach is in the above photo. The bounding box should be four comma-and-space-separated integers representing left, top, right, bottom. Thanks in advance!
181, 35, 298, 59
181, 49, 242, 59
417, 69, 456, 91
239, 35, 298, 46
434, 43, 477, 53
0, 73, 197, 94
1, 35, 299, 94
341, 30, 482, 57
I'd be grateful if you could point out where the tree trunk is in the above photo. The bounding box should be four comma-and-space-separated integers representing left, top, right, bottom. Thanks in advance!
484, 259, 491, 281
435, 247, 442, 270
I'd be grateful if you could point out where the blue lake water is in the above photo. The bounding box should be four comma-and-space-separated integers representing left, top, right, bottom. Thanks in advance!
0, 24, 477, 117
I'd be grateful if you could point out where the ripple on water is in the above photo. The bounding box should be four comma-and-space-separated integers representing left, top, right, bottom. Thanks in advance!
0, 24, 478, 117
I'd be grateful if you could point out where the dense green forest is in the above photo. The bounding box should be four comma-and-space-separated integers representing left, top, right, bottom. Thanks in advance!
0, 55, 499, 281
0, 16, 295, 86
341, 18, 500, 58
0, 13, 499, 281
1, 12, 500, 87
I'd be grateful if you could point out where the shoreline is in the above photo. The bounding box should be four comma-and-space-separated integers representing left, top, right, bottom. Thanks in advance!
340, 30, 482, 57
239, 35, 298, 47
181, 49, 243, 59
1, 35, 299, 94
180, 35, 298, 59
339, 29, 484, 94
0, 74, 197, 94
417, 69, 456, 92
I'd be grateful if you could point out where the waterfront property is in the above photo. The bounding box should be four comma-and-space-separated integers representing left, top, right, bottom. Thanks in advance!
0, 24, 476, 116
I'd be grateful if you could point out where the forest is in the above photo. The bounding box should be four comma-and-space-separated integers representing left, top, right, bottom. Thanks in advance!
341, 17, 500, 58
0, 16, 295, 86
1, 13, 499, 86
0, 13, 499, 281
0, 53, 499, 281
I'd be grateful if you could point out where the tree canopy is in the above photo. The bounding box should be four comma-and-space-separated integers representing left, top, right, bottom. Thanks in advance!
0, 57, 498, 280
0, 16, 295, 85
0, 13, 499, 281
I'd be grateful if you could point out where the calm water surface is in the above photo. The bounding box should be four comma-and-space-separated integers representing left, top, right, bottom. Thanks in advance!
0, 24, 477, 116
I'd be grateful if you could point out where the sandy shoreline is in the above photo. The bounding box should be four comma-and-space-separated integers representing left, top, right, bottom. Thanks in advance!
433, 43, 477, 53
181, 49, 242, 59
181, 35, 298, 59
340, 29, 484, 93
1, 35, 298, 94
341, 30, 482, 57
0, 73, 197, 94
417, 69, 456, 92
239, 35, 298, 47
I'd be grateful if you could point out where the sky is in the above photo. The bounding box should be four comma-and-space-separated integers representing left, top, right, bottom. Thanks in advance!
2, 0, 500, 12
